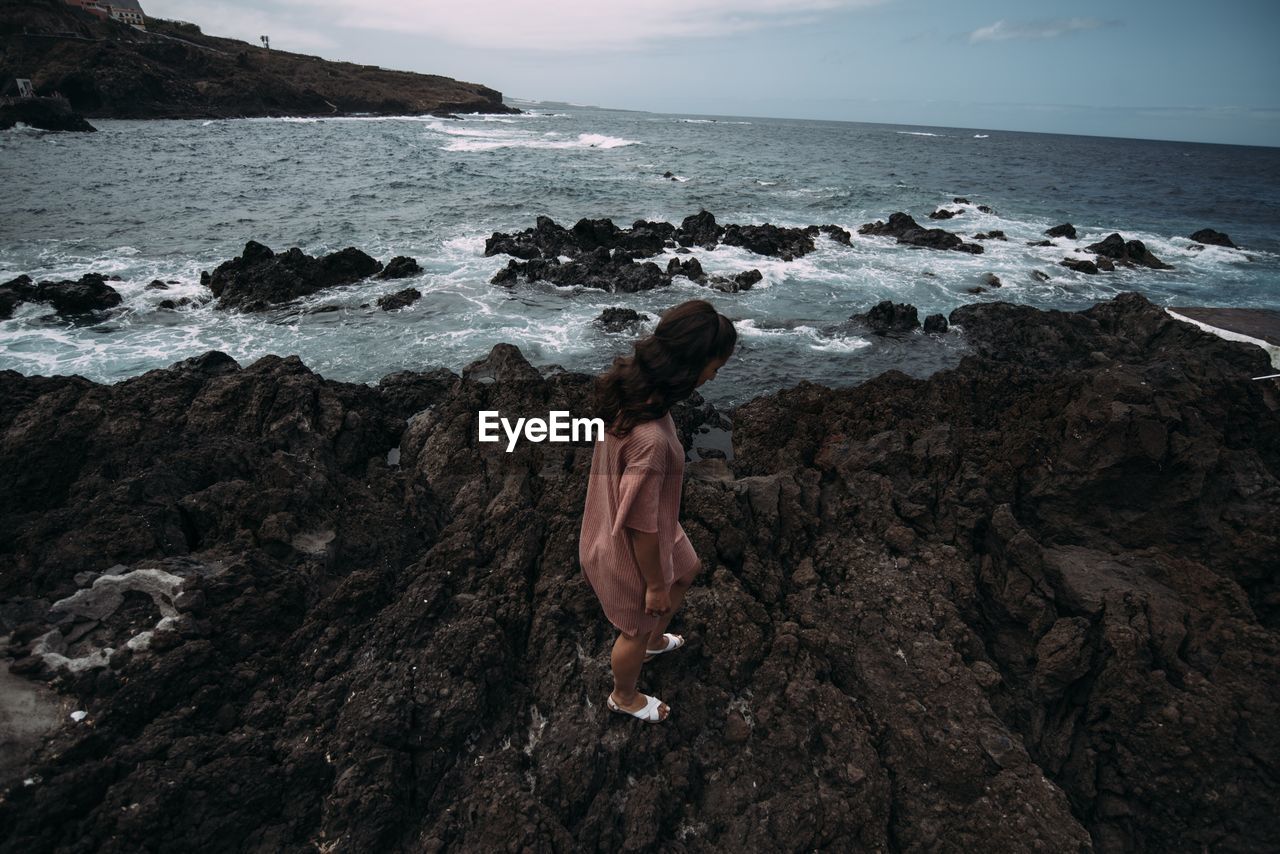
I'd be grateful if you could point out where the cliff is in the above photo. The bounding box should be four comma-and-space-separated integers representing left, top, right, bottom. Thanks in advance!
0, 0, 514, 119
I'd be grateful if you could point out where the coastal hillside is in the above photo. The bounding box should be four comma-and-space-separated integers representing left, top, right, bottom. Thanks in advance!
0, 0, 513, 118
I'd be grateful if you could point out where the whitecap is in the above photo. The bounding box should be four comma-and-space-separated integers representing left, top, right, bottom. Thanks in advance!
973, 134, 989, 138
896, 131, 941, 137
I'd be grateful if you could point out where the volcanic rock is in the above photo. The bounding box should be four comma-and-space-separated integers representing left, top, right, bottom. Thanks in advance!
1188, 229, 1238, 249
377, 256, 423, 280
1085, 233, 1173, 270
1045, 223, 1077, 239
202, 241, 384, 311
858, 212, 984, 254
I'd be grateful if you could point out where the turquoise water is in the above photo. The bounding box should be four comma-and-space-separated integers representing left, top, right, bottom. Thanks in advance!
2, 102, 1277, 406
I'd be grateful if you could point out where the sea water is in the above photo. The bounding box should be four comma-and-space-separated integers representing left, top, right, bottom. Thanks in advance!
2, 101, 1277, 407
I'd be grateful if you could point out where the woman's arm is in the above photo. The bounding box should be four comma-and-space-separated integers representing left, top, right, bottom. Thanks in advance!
629, 529, 671, 616
629, 529, 664, 588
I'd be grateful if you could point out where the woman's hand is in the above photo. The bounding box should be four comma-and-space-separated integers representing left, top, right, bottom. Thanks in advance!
645, 584, 672, 617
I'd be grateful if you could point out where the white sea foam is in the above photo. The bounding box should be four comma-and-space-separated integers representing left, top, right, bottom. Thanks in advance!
442, 132, 638, 152
896, 131, 941, 137
973, 134, 990, 138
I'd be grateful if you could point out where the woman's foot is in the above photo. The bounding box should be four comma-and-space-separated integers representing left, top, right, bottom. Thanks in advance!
608, 690, 670, 722
643, 632, 685, 662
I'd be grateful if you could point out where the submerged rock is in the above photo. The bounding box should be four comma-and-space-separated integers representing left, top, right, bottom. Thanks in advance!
595, 307, 650, 333
376, 288, 422, 311
1188, 228, 1238, 249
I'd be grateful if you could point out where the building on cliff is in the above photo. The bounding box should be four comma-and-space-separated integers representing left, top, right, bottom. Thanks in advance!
63, 0, 147, 29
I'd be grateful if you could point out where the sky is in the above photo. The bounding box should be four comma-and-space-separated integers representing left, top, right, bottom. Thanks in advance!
143, 0, 1280, 147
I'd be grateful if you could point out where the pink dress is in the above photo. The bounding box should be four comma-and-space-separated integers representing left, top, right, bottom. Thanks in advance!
578, 411, 702, 637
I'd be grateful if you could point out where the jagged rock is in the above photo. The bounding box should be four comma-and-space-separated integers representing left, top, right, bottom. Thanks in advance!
595, 307, 650, 333
707, 269, 762, 293
667, 257, 706, 282
953, 197, 970, 204
1031, 270, 1051, 282
377, 256, 423, 280
981, 273, 1002, 288
1085, 233, 1172, 270
1045, 223, 1077, 239
852, 299, 920, 334
376, 288, 422, 311
675, 210, 724, 248
14, 273, 124, 317
1188, 228, 1238, 249
202, 241, 384, 311
721, 223, 815, 260
858, 212, 984, 254
928, 209, 959, 220
146, 280, 169, 291
923, 313, 948, 333
816, 224, 853, 245
1060, 258, 1099, 275
973, 231, 1006, 241
491, 248, 668, 293
1026, 239, 1054, 247
0, 293, 1276, 853
977, 204, 996, 214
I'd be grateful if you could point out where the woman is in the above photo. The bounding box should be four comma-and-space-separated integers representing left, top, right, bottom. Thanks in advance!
578, 299, 736, 723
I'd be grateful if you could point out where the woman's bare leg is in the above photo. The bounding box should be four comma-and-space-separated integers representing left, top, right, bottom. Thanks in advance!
646, 574, 693, 650
610, 631, 669, 717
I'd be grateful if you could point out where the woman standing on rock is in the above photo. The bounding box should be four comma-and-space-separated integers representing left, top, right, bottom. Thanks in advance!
578, 299, 736, 723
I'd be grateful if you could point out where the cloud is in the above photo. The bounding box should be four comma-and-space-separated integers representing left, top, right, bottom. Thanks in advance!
968, 18, 1112, 44
274, 0, 886, 51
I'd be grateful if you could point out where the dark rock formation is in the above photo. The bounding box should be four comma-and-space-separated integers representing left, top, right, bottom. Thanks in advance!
973, 231, 1006, 241
0, 1, 514, 119
377, 256, 423, 280
0, 293, 1276, 851
667, 257, 705, 282
595, 307, 650, 334
0, 272, 122, 318
707, 269, 762, 294
852, 300, 920, 334
484, 217, 673, 261
1045, 223, 1077, 239
981, 273, 1002, 288
675, 211, 723, 249
145, 280, 169, 291
201, 241, 384, 311
0, 97, 96, 132
923, 313, 948, 333
721, 223, 815, 260
976, 204, 996, 214
1026, 240, 1054, 247
858, 212, 984, 254
1188, 228, 1238, 249
1031, 270, 1051, 282
815, 224, 852, 245
1086, 233, 1173, 270
953, 197, 970, 204
928, 209, 959, 220
376, 288, 421, 311
1060, 258, 1099, 275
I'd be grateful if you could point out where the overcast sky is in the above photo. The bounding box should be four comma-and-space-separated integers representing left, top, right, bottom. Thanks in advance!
144, 0, 1280, 146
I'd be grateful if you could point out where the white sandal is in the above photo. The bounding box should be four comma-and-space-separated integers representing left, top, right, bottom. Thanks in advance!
643, 632, 685, 662
607, 692, 670, 723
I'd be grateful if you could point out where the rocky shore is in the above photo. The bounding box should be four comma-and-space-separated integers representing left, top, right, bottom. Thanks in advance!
0, 0, 513, 120
0, 291, 1276, 851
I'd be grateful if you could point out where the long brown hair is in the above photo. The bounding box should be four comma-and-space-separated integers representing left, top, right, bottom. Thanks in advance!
594, 299, 736, 437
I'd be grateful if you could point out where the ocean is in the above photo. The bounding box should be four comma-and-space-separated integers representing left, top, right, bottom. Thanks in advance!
3, 101, 1278, 408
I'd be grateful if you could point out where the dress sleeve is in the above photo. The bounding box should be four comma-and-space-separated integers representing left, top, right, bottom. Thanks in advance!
609, 428, 667, 538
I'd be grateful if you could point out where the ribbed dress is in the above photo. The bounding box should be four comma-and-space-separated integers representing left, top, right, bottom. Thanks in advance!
578, 411, 702, 637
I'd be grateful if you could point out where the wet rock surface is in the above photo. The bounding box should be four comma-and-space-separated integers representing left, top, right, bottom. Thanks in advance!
201, 241, 386, 311
858, 212, 985, 254
0, 292, 1277, 852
